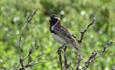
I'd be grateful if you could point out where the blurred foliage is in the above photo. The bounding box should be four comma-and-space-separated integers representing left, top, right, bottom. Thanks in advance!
0, 0, 115, 70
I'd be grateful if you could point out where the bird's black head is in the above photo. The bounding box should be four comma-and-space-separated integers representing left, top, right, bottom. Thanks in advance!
49, 14, 60, 26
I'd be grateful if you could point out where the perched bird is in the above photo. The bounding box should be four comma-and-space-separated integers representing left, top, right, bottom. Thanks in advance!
49, 14, 80, 52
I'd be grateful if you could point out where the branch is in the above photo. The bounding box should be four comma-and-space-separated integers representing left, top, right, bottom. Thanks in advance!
16, 9, 38, 53
82, 51, 98, 70
22, 9, 38, 31
74, 17, 96, 70
82, 41, 112, 70
75, 55, 82, 70
20, 57, 25, 70
57, 45, 64, 70
63, 46, 71, 70
101, 42, 113, 55
57, 44, 71, 70
78, 18, 95, 43
56, 15, 113, 70
16, 46, 34, 70
16, 40, 45, 70
63, 46, 67, 70
15, 9, 38, 70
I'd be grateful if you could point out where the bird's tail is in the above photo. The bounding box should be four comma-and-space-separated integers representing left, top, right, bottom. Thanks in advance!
71, 41, 79, 51
70, 41, 82, 59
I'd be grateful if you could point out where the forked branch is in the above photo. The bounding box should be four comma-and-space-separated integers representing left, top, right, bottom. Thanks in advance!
78, 18, 95, 43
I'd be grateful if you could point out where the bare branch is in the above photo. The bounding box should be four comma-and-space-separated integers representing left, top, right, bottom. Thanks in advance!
82, 51, 98, 70
20, 57, 25, 70
63, 46, 71, 70
82, 41, 112, 70
78, 18, 95, 43
57, 45, 64, 70
63, 46, 67, 70
101, 42, 113, 55
56, 15, 113, 70
22, 9, 38, 31
15, 9, 38, 70
75, 55, 82, 70
16, 9, 38, 54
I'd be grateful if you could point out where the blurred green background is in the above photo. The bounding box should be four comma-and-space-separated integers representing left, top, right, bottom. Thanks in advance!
0, 0, 115, 70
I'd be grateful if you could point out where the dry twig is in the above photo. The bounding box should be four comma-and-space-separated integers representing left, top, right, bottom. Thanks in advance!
16, 9, 38, 70
78, 18, 95, 43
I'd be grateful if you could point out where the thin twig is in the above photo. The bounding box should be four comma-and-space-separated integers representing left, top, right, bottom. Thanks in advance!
20, 57, 25, 70
63, 46, 67, 70
78, 18, 95, 43
75, 55, 82, 70
82, 51, 98, 70
16, 9, 38, 53
22, 9, 38, 31
82, 41, 112, 70
63, 46, 69, 70
16, 9, 38, 70
57, 45, 64, 70
101, 42, 113, 55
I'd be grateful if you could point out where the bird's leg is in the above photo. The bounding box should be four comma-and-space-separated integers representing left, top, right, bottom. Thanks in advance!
57, 44, 65, 70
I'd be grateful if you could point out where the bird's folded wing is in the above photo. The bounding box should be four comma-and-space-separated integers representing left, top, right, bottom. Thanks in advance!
53, 26, 76, 43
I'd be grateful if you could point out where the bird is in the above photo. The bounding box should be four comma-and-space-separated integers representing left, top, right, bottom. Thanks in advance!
49, 14, 80, 53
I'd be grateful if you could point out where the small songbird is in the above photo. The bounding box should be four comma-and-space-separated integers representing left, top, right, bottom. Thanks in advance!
49, 14, 80, 52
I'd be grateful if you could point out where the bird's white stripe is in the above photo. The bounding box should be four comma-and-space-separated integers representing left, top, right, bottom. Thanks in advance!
51, 20, 59, 31
51, 25, 55, 31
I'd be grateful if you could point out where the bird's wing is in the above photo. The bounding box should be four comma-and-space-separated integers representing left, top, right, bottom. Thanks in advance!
53, 26, 76, 43
53, 25, 79, 50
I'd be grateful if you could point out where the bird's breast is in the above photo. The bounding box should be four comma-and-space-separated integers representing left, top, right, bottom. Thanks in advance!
51, 33, 66, 44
